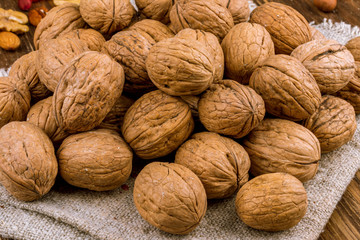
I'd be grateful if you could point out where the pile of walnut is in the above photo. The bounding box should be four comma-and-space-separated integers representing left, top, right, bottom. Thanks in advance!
0, 0, 359, 235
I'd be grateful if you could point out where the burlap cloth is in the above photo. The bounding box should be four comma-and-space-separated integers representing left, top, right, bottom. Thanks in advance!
1, 1, 360, 239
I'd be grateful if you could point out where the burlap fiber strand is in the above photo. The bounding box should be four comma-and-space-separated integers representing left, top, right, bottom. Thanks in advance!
1, 1, 360, 239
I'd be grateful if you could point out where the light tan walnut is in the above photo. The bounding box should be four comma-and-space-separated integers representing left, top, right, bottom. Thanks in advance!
59, 28, 106, 52
128, 19, 174, 43
135, 0, 173, 24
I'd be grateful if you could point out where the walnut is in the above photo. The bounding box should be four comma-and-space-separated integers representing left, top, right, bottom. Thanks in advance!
303, 95, 357, 153
345, 36, 360, 61
79, 0, 135, 36
180, 95, 200, 118
250, 2, 312, 54
218, 0, 250, 24
36, 38, 89, 92
221, 22, 274, 84
59, 28, 106, 52
198, 80, 265, 138
0, 121, 58, 201
133, 162, 207, 234
53, 51, 125, 133
128, 19, 174, 43
57, 129, 132, 191
146, 37, 215, 96
122, 90, 194, 159
26, 96, 69, 144
249, 55, 321, 121
9, 51, 51, 102
0, 8, 29, 34
0, 77, 31, 128
175, 132, 250, 199
236, 173, 308, 231
291, 40, 355, 94
33, 3, 87, 49
310, 26, 326, 41
135, 0, 173, 24
243, 118, 320, 182
169, 0, 234, 41
102, 30, 156, 95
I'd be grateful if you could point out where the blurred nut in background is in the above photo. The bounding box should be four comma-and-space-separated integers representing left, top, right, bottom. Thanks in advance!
0, 31, 21, 50
28, 7, 48, 26
0, 8, 29, 33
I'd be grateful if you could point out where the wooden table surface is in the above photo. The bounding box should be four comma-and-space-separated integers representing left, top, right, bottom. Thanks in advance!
0, 0, 360, 239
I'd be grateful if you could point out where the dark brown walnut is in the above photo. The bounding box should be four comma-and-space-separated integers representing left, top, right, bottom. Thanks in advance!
128, 19, 174, 43
303, 95, 357, 153
291, 39, 355, 94
218, 0, 250, 24
221, 22, 274, 84
345, 36, 360, 61
0, 77, 31, 128
133, 162, 207, 234
175, 28, 224, 83
98, 95, 135, 132
146, 37, 215, 96
198, 80, 265, 138
135, 0, 173, 24
33, 3, 87, 50
236, 173, 308, 231
57, 129, 132, 191
175, 132, 250, 199
59, 28, 106, 52
249, 2, 312, 54
249, 55, 321, 121
310, 26, 326, 41
53, 51, 125, 133
169, 0, 234, 41
0, 121, 58, 202
180, 95, 200, 118
102, 30, 156, 95
9, 51, 51, 102
26, 96, 69, 144
80, 0, 135, 36
36, 38, 89, 92
243, 118, 320, 182
122, 90, 194, 159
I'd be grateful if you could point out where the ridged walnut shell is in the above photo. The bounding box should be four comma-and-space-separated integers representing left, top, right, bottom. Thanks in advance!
169, 0, 234, 41
128, 19, 174, 43
175, 28, 224, 83
9, 51, 51, 102
26, 96, 69, 144
303, 95, 357, 153
310, 26, 326, 41
59, 28, 106, 52
243, 119, 320, 182
235, 173, 308, 231
34, 3, 87, 49
146, 37, 215, 96
345, 36, 360, 61
0, 121, 58, 201
221, 22, 275, 84
57, 129, 132, 191
219, 0, 250, 24
133, 162, 207, 234
79, 0, 135, 35
122, 90, 194, 159
53, 51, 125, 133
135, 0, 173, 24
249, 2, 312, 54
249, 55, 321, 121
0, 77, 31, 128
198, 80, 265, 138
175, 132, 250, 199
36, 38, 89, 92
291, 40, 355, 94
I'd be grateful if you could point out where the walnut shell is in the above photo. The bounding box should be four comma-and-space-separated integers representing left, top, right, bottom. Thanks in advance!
53, 51, 125, 133
236, 173, 308, 231
303, 95, 357, 153
221, 22, 275, 84
128, 19, 174, 43
102, 30, 156, 94
198, 80, 265, 138
59, 28, 106, 52
310, 26, 326, 41
175, 132, 250, 199
219, 0, 250, 24
9, 51, 51, 102
122, 90, 194, 159
180, 95, 200, 118
249, 55, 321, 121
33, 3, 87, 49
345, 36, 360, 61
243, 118, 320, 182
249, 2, 312, 54
0, 121, 58, 201
26, 96, 69, 144
175, 28, 224, 83
133, 162, 207, 234
79, 0, 135, 35
146, 37, 215, 96
36, 38, 89, 92
0, 77, 31, 128
57, 129, 132, 191
169, 0, 234, 41
135, 0, 173, 24
291, 39, 355, 94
